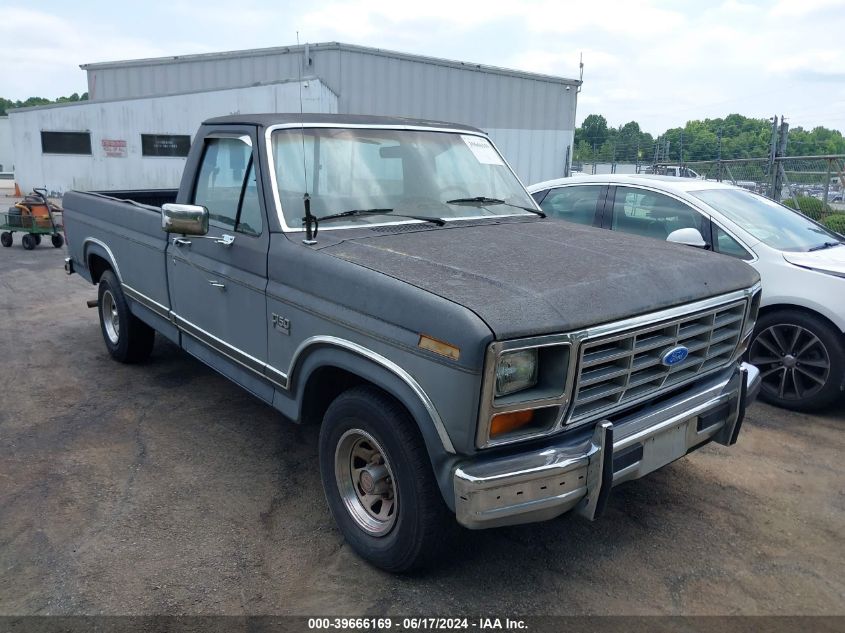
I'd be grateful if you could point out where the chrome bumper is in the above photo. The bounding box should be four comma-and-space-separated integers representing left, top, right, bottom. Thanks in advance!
454, 363, 760, 529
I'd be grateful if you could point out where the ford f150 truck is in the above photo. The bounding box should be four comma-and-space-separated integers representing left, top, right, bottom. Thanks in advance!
63, 114, 762, 572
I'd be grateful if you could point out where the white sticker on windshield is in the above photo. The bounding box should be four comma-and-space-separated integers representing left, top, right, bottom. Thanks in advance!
461, 135, 504, 165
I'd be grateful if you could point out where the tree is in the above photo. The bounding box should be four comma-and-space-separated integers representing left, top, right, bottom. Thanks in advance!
0, 92, 88, 115
577, 114, 609, 152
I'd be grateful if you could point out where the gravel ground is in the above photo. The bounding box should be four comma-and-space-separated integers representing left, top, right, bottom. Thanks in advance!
0, 242, 843, 616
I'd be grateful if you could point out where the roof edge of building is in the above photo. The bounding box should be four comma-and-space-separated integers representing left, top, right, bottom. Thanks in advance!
79, 41, 581, 86
7, 77, 327, 114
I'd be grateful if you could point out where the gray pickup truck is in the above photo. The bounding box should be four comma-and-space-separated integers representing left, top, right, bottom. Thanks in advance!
63, 114, 762, 572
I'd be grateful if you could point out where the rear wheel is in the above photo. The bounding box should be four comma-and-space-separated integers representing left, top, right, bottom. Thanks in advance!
749, 309, 844, 411
97, 270, 155, 363
319, 386, 455, 572
0, 232, 11, 247
51, 234, 64, 248
34, 234, 42, 245
21, 234, 36, 250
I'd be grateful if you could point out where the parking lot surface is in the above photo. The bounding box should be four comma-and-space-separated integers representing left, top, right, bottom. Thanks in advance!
1, 243, 843, 615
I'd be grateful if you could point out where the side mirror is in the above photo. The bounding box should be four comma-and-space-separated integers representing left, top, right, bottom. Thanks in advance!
666, 227, 707, 249
162, 203, 209, 235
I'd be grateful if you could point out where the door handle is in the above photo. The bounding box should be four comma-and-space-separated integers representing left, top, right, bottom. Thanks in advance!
216, 234, 235, 246
208, 280, 226, 289
172, 237, 192, 246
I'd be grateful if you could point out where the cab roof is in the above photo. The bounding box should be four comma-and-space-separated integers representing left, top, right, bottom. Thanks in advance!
203, 113, 484, 134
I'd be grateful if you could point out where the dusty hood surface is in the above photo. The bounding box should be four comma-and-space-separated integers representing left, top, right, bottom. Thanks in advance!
323, 220, 760, 339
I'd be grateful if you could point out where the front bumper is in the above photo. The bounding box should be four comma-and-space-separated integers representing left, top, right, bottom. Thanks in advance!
454, 362, 761, 529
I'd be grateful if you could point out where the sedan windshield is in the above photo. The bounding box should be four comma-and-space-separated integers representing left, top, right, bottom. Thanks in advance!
691, 188, 842, 252
270, 127, 538, 229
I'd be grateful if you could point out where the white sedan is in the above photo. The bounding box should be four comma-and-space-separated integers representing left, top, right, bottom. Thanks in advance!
528, 174, 845, 412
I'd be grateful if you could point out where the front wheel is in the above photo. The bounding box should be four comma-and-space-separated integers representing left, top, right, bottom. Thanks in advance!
0, 232, 11, 247
97, 270, 155, 363
748, 309, 844, 411
21, 234, 36, 250
51, 234, 64, 248
319, 386, 456, 572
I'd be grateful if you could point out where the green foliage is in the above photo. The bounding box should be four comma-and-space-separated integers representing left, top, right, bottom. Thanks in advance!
574, 113, 845, 163
822, 214, 845, 234
0, 92, 88, 116
782, 196, 833, 221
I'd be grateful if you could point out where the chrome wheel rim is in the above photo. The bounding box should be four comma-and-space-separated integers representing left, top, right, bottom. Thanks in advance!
101, 290, 120, 345
334, 429, 397, 536
749, 324, 830, 401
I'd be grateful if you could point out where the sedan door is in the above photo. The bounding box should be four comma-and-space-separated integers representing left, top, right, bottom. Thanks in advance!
603, 185, 712, 243
535, 184, 608, 227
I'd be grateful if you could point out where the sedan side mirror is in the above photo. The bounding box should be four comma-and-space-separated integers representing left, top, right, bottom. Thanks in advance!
666, 227, 707, 249
162, 203, 209, 235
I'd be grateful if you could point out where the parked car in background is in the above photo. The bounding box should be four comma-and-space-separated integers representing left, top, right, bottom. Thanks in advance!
529, 174, 845, 412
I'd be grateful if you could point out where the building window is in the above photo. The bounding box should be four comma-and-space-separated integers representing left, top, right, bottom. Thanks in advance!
141, 134, 191, 157
41, 131, 92, 155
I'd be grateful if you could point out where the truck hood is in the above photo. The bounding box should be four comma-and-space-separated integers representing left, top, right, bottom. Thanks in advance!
322, 220, 760, 339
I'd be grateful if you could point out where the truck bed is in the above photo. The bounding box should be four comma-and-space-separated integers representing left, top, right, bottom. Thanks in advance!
62, 189, 173, 312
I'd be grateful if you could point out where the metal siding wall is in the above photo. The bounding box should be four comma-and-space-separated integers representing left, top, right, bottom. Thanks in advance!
84, 46, 576, 182
9, 80, 337, 195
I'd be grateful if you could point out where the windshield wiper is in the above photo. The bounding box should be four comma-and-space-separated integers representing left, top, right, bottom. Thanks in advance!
808, 241, 842, 251
445, 196, 546, 218
311, 208, 445, 228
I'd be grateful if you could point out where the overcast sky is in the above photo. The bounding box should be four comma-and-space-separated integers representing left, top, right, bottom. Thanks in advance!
3, 0, 844, 134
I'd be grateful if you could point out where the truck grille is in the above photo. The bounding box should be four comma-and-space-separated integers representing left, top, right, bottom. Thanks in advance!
569, 300, 747, 422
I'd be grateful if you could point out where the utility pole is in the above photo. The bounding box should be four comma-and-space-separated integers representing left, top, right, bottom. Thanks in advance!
772, 115, 789, 201
679, 131, 684, 169
717, 127, 723, 182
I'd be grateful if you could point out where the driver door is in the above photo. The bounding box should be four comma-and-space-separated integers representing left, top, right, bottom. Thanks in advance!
167, 130, 270, 378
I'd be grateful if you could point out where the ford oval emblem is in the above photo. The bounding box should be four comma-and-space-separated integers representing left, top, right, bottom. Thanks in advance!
661, 345, 689, 367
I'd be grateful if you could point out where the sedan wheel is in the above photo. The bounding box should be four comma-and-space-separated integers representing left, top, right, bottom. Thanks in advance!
750, 324, 829, 401
749, 309, 844, 411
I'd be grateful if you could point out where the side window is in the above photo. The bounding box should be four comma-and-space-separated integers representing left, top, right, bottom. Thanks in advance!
236, 161, 263, 236
714, 225, 753, 260
194, 137, 253, 230
538, 186, 602, 226
611, 187, 705, 241
531, 189, 548, 204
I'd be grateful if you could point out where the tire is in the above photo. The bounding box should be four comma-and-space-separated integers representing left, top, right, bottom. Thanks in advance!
97, 270, 155, 363
748, 309, 845, 411
21, 234, 36, 250
34, 234, 42, 246
319, 386, 456, 572
0, 232, 11, 248
51, 234, 64, 248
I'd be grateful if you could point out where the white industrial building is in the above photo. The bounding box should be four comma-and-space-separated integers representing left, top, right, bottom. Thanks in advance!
9, 42, 580, 194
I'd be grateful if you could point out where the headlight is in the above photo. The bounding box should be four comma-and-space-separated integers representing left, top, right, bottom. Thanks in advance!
495, 349, 538, 396
746, 288, 762, 334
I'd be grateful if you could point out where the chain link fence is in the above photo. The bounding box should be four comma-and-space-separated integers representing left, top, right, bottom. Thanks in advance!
684, 155, 845, 227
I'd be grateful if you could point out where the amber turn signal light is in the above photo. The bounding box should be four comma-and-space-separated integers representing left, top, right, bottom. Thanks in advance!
490, 410, 534, 437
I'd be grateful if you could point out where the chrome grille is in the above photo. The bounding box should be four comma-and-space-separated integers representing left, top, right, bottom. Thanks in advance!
570, 300, 747, 422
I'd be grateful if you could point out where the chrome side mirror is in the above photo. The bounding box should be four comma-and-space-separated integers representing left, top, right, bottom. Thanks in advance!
666, 227, 707, 248
162, 203, 209, 235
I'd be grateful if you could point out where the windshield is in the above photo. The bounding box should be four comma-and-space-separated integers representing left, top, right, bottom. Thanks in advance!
691, 188, 842, 252
270, 127, 537, 229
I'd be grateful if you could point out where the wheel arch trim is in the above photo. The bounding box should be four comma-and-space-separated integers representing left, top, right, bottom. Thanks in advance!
288, 336, 456, 454
82, 237, 122, 284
